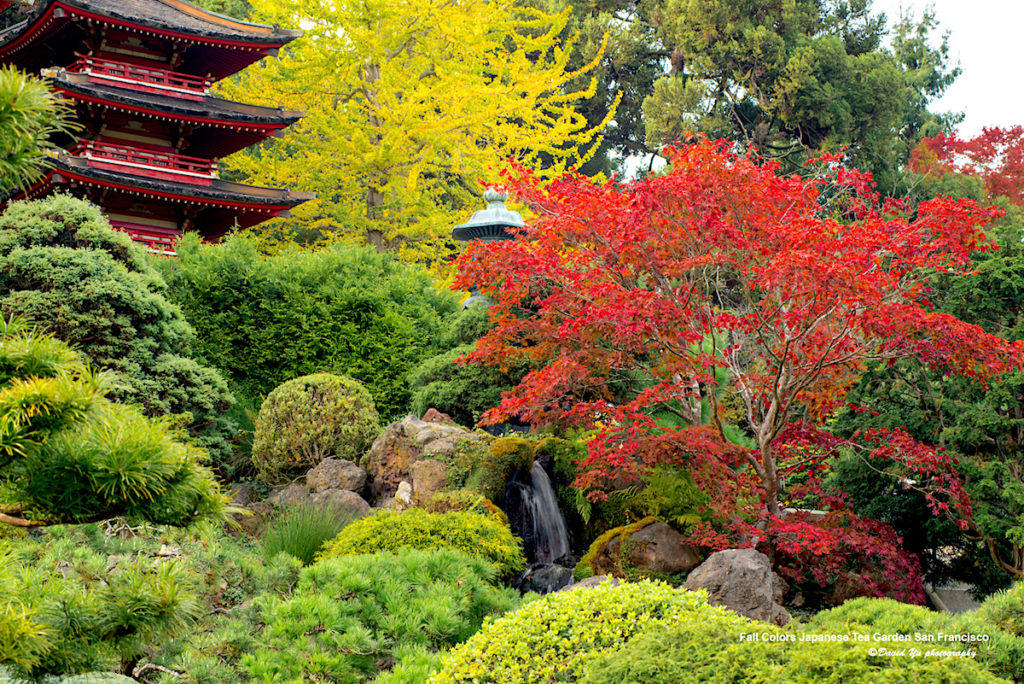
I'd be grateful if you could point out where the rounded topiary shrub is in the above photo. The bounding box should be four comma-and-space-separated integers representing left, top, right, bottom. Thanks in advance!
430, 580, 709, 683
251, 373, 380, 484
317, 508, 525, 576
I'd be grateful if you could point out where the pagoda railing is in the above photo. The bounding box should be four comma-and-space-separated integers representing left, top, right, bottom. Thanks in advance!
73, 140, 218, 185
67, 56, 211, 101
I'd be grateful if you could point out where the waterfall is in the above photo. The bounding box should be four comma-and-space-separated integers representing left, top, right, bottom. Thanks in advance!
502, 461, 571, 565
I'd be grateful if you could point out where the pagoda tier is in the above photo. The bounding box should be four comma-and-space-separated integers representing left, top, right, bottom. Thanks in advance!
47, 62, 302, 158
0, 0, 301, 78
0, 0, 311, 252
22, 145, 309, 252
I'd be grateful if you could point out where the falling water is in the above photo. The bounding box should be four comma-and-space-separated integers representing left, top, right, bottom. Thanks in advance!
502, 461, 571, 565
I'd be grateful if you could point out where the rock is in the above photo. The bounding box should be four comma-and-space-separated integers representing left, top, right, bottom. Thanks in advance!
308, 489, 372, 518
410, 459, 448, 503
591, 521, 701, 577
268, 482, 310, 507
307, 458, 367, 493
393, 481, 413, 510
363, 415, 484, 501
228, 483, 255, 507
421, 436, 460, 459
517, 564, 575, 594
560, 575, 621, 592
234, 501, 274, 537
422, 408, 457, 425
156, 545, 182, 558
683, 548, 790, 626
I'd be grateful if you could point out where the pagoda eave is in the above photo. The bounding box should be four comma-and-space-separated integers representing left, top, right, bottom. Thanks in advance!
17, 159, 311, 214
0, 1, 302, 79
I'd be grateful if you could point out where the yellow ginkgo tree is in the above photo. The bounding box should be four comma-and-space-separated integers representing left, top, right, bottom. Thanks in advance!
220, 0, 618, 263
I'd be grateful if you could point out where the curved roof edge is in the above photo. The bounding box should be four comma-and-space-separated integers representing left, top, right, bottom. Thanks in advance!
0, 0, 302, 51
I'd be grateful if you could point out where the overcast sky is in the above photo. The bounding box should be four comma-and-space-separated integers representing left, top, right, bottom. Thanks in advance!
870, 0, 1022, 136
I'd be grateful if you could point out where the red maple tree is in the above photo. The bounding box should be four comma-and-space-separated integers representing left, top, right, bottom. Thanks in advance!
910, 126, 1024, 206
456, 139, 1023, 599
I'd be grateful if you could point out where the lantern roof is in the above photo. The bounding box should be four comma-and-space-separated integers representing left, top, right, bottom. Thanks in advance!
452, 189, 524, 243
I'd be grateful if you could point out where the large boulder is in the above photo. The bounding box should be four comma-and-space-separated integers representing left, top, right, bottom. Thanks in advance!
560, 575, 621, 592
309, 489, 372, 518
362, 415, 483, 501
410, 459, 448, 503
684, 548, 790, 626
307, 458, 367, 493
517, 564, 575, 594
589, 521, 701, 577
268, 482, 310, 507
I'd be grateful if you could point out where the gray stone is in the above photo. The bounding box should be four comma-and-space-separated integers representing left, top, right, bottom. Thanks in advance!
560, 575, 621, 592
307, 458, 367, 493
308, 489, 372, 518
421, 436, 460, 459
592, 521, 701, 577
268, 482, 310, 507
228, 483, 255, 507
518, 564, 575, 594
410, 459, 448, 502
684, 548, 790, 626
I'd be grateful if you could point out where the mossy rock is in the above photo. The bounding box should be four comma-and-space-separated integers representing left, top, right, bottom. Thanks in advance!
575, 516, 660, 581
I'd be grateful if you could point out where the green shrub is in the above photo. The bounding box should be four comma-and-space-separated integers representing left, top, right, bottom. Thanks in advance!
408, 305, 529, 427
251, 373, 380, 484
239, 549, 519, 682
431, 580, 706, 683
0, 544, 201, 680
261, 501, 358, 565
959, 582, 1024, 682
0, 196, 238, 464
423, 491, 509, 527
317, 508, 525, 576
158, 234, 457, 420
0, 318, 227, 527
580, 609, 1005, 684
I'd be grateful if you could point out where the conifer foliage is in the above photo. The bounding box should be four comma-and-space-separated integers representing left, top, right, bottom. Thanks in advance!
0, 315, 227, 527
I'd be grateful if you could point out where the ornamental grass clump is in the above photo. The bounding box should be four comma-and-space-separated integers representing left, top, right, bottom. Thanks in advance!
261, 502, 357, 565
317, 508, 525, 576
251, 373, 380, 484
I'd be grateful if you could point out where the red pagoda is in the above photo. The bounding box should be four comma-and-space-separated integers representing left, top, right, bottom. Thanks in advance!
0, 0, 312, 252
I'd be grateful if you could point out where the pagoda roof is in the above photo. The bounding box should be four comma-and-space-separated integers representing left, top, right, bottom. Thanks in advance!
18, 154, 313, 210
0, 0, 301, 45
51, 70, 302, 125
0, 1, 302, 78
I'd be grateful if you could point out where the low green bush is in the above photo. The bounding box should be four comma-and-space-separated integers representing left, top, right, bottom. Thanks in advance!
251, 373, 380, 484
240, 549, 519, 683
317, 508, 525, 576
261, 502, 359, 565
430, 580, 706, 683
581, 613, 1005, 684
959, 583, 1024, 682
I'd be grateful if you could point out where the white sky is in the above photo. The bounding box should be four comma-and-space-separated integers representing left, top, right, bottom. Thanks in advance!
870, 0, 1024, 136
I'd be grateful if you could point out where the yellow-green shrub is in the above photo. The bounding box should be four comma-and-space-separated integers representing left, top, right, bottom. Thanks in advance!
317, 509, 525, 576
580, 612, 1005, 684
251, 373, 380, 483
430, 580, 708, 683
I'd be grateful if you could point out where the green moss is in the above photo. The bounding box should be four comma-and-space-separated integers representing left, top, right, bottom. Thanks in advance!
317, 508, 526, 576
574, 516, 660, 581
423, 491, 510, 527
447, 436, 535, 501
